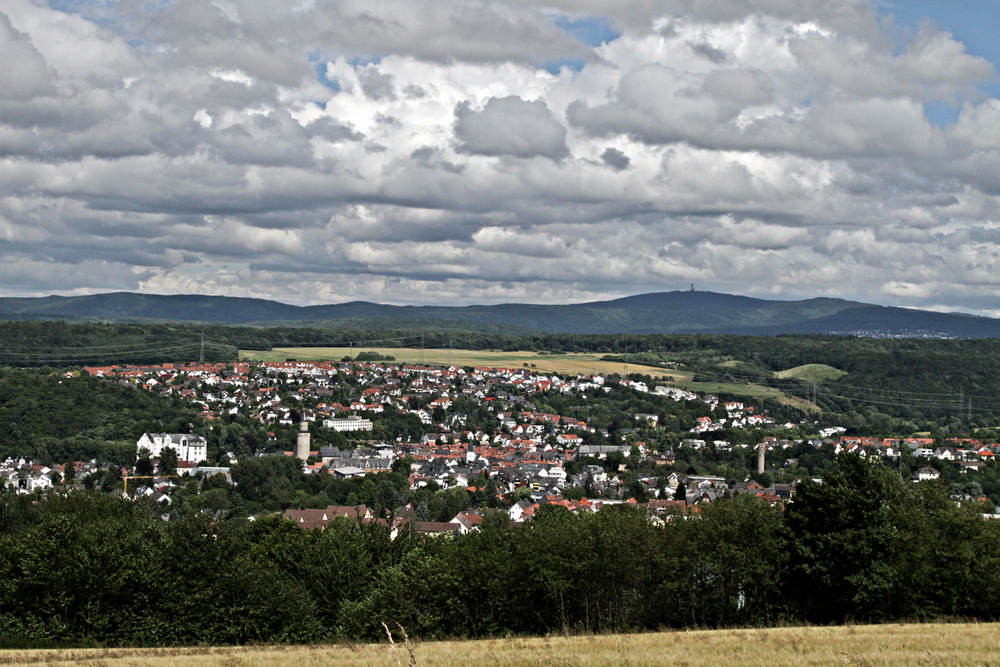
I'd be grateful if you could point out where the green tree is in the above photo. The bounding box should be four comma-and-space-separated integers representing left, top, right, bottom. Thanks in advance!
521, 505, 589, 634
890, 480, 1000, 619
784, 453, 901, 623
673, 495, 786, 626
229, 456, 304, 509
134, 449, 154, 477
0, 493, 163, 644
159, 447, 178, 476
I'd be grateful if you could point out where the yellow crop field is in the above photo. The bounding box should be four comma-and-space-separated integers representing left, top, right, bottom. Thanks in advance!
3, 623, 999, 666
241, 347, 683, 380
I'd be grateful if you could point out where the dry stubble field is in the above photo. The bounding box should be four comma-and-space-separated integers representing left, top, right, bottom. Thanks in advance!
3, 624, 1000, 667
241, 347, 680, 380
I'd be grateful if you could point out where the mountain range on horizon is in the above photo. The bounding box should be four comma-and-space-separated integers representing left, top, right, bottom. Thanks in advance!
0, 290, 997, 338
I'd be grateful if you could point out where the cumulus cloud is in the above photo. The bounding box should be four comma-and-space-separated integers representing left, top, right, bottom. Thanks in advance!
952, 100, 1000, 150
0, 11, 53, 100
455, 96, 570, 159
0, 0, 998, 314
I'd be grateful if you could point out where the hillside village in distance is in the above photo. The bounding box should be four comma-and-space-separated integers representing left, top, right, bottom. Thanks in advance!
5, 357, 998, 530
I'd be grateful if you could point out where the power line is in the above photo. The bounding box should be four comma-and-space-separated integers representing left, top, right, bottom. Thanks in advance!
0, 339, 238, 365
0, 343, 202, 360
713, 367, 1000, 414
804, 384, 1000, 414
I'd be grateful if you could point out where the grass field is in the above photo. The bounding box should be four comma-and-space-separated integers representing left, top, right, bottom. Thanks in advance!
241, 347, 683, 380
775, 363, 848, 383
3, 623, 999, 666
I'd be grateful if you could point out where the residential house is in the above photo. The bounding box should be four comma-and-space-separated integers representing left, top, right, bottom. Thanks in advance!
136, 433, 208, 464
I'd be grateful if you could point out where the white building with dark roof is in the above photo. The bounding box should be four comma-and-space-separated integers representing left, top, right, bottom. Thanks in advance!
136, 433, 208, 464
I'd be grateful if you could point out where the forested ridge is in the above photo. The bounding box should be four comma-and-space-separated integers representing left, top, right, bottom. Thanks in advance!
0, 455, 997, 646
0, 321, 236, 366
2, 290, 998, 337
4, 319, 1000, 424
5, 320, 1000, 452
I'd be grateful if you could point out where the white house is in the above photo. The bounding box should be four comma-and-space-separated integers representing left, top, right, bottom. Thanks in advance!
508, 499, 533, 521
323, 415, 374, 432
136, 433, 208, 464
556, 433, 583, 447
3, 470, 53, 494
935, 447, 957, 461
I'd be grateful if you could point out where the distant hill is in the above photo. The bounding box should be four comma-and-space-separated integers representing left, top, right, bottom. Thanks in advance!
774, 364, 849, 383
0, 290, 998, 338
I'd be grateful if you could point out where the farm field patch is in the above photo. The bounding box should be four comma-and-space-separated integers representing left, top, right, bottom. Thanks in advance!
241, 347, 681, 379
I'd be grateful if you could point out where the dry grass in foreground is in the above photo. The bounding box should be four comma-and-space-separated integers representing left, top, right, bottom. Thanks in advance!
2, 623, 1000, 667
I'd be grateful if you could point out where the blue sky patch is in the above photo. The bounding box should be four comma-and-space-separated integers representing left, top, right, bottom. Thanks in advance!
539, 58, 586, 75
348, 56, 383, 68
308, 52, 341, 92
923, 100, 961, 128
555, 15, 621, 47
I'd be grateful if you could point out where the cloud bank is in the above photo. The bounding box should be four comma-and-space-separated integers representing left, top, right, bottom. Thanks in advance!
0, 0, 999, 315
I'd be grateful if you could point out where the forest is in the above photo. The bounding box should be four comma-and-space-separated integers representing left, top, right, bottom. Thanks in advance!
0, 454, 996, 647
255, 327, 1000, 436
2, 320, 998, 427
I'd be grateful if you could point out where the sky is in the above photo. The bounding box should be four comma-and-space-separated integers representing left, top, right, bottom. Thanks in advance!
2, 1, 1000, 315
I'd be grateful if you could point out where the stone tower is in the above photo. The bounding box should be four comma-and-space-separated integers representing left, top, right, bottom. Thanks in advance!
296, 419, 311, 461
757, 441, 766, 475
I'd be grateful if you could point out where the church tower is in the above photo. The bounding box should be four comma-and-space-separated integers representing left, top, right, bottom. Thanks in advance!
296, 419, 311, 461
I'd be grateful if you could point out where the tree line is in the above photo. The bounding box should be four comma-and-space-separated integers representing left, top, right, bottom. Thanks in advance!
0, 454, 997, 647
4, 319, 1000, 426
0, 321, 237, 366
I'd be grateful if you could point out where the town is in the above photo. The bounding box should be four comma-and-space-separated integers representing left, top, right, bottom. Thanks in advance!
5, 356, 997, 529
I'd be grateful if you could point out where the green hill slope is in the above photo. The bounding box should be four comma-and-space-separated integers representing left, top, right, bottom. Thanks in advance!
775, 364, 848, 382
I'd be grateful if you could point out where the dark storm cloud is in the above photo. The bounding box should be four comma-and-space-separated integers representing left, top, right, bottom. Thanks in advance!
600, 147, 630, 170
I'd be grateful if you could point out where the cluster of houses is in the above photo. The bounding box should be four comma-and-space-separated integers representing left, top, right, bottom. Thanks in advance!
48, 358, 796, 507
0, 358, 976, 516
691, 401, 776, 432
0, 457, 96, 494
280, 469, 801, 537
280, 498, 675, 536
832, 435, 1000, 478
81, 360, 742, 437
